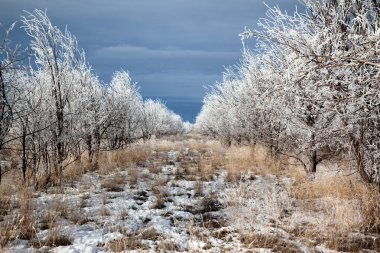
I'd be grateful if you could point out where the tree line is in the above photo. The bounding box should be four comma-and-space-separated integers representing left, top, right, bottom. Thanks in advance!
0, 10, 184, 187
196, 0, 380, 186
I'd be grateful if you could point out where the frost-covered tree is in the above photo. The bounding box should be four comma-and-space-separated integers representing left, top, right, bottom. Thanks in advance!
21, 9, 101, 184
0, 9, 184, 187
140, 99, 184, 140
105, 70, 143, 149
0, 22, 19, 149
197, 0, 380, 185
0, 22, 23, 182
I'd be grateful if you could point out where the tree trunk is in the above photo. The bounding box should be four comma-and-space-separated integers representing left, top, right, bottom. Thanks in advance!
350, 135, 371, 184
43, 143, 50, 189
22, 125, 27, 183
86, 134, 93, 162
53, 81, 65, 186
310, 148, 317, 174
93, 126, 101, 170
309, 133, 318, 174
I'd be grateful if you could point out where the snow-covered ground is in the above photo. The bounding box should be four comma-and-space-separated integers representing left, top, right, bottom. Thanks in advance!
1, 138, 380, 252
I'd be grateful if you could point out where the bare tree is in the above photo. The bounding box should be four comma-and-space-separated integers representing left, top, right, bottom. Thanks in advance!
21, 10, 91, 185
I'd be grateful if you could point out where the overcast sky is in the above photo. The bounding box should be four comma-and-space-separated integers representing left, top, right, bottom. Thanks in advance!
0, 0, 301, 121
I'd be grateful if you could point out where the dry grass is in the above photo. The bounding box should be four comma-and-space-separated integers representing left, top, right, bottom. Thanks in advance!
49, 198, 69, 219
127, 167, 139, 188
46, 225, 72, 247
197, 155, 213, 181
106, 228, 161, 252
119, 210, 129, 220
101, 193, 109, 205
289, 172, 380, 249
360, 185, 380, 233
182, 161, 198, 177
224, 144, 289, 182
222, 177, 292, 237
154, 139, 176, 153
291, 175, 370, 200
80, 193, 90, 208
188, 139, 207, 155
194, 180, 204, 197
154, 138, 187, 154
210, 151, 225, 170
101, 174, 127, 192
222, 141, 378, 249
0, 187, 38, 247
63, 158, 93, 183
148, 162, 161, 174
0, 221, 16, 248
153, 174, 169, 188
0, 184, 13, 218
98, 145, 151, 173
2, 136, 380, 252
100, 206, 112, 216
241, 233, 302, 252
107, 236, 144, 252
157, 239, 177, 251
69, 209, 89, 225
16, 189, 38, 242
225, 146, 255, 182
152, 186, 167, 209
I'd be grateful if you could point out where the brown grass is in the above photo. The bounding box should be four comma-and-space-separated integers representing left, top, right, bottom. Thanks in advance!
157, 239, 177, 251
106, 228, 160, 252
361, 185, 380, 233
152, 186, 166, 209
0, 187, 38, 247
198, 155, 213, 181
98, 145, 151, 173
49, 198, 69, 219
46, 226, 72, 247
101, 193, 109, 205
225, 146, 255, 182
127, 167, 139, 188
0, 184, 13, 217
80, 193, 90, 208
289, 173, 380, 249
107, 237, 144, 252
291, 176, 368, 200
154, 174, 169, 188
194, 180, 204, 197
210, 151, 225, 170
119, 210, 129, 220
182, 161, 198, 177
0, 221, 16, 248
148, 162, 161, 174
241, 233, 302, 252
224, 144, 289, 182
100, 206, 112, 216
187, 139, 208, 155
155, 140, 175, 153
63, 157, 97, 183
69, 210, 90, 225
101, 175, 127, 192
18, 189, 36, 238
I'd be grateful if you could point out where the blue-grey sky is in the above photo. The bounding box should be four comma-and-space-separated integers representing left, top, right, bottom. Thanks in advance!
0, 0, 300, 122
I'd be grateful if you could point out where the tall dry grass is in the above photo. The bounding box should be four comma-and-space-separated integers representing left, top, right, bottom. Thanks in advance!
97, 145, 152, 173
219, 140, 380, 251
0, 187, 38, 247
291, 175, 380, 234
224, 144, 279, 181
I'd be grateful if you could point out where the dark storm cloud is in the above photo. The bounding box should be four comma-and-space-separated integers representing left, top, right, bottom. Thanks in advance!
0, 0, 301, 121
